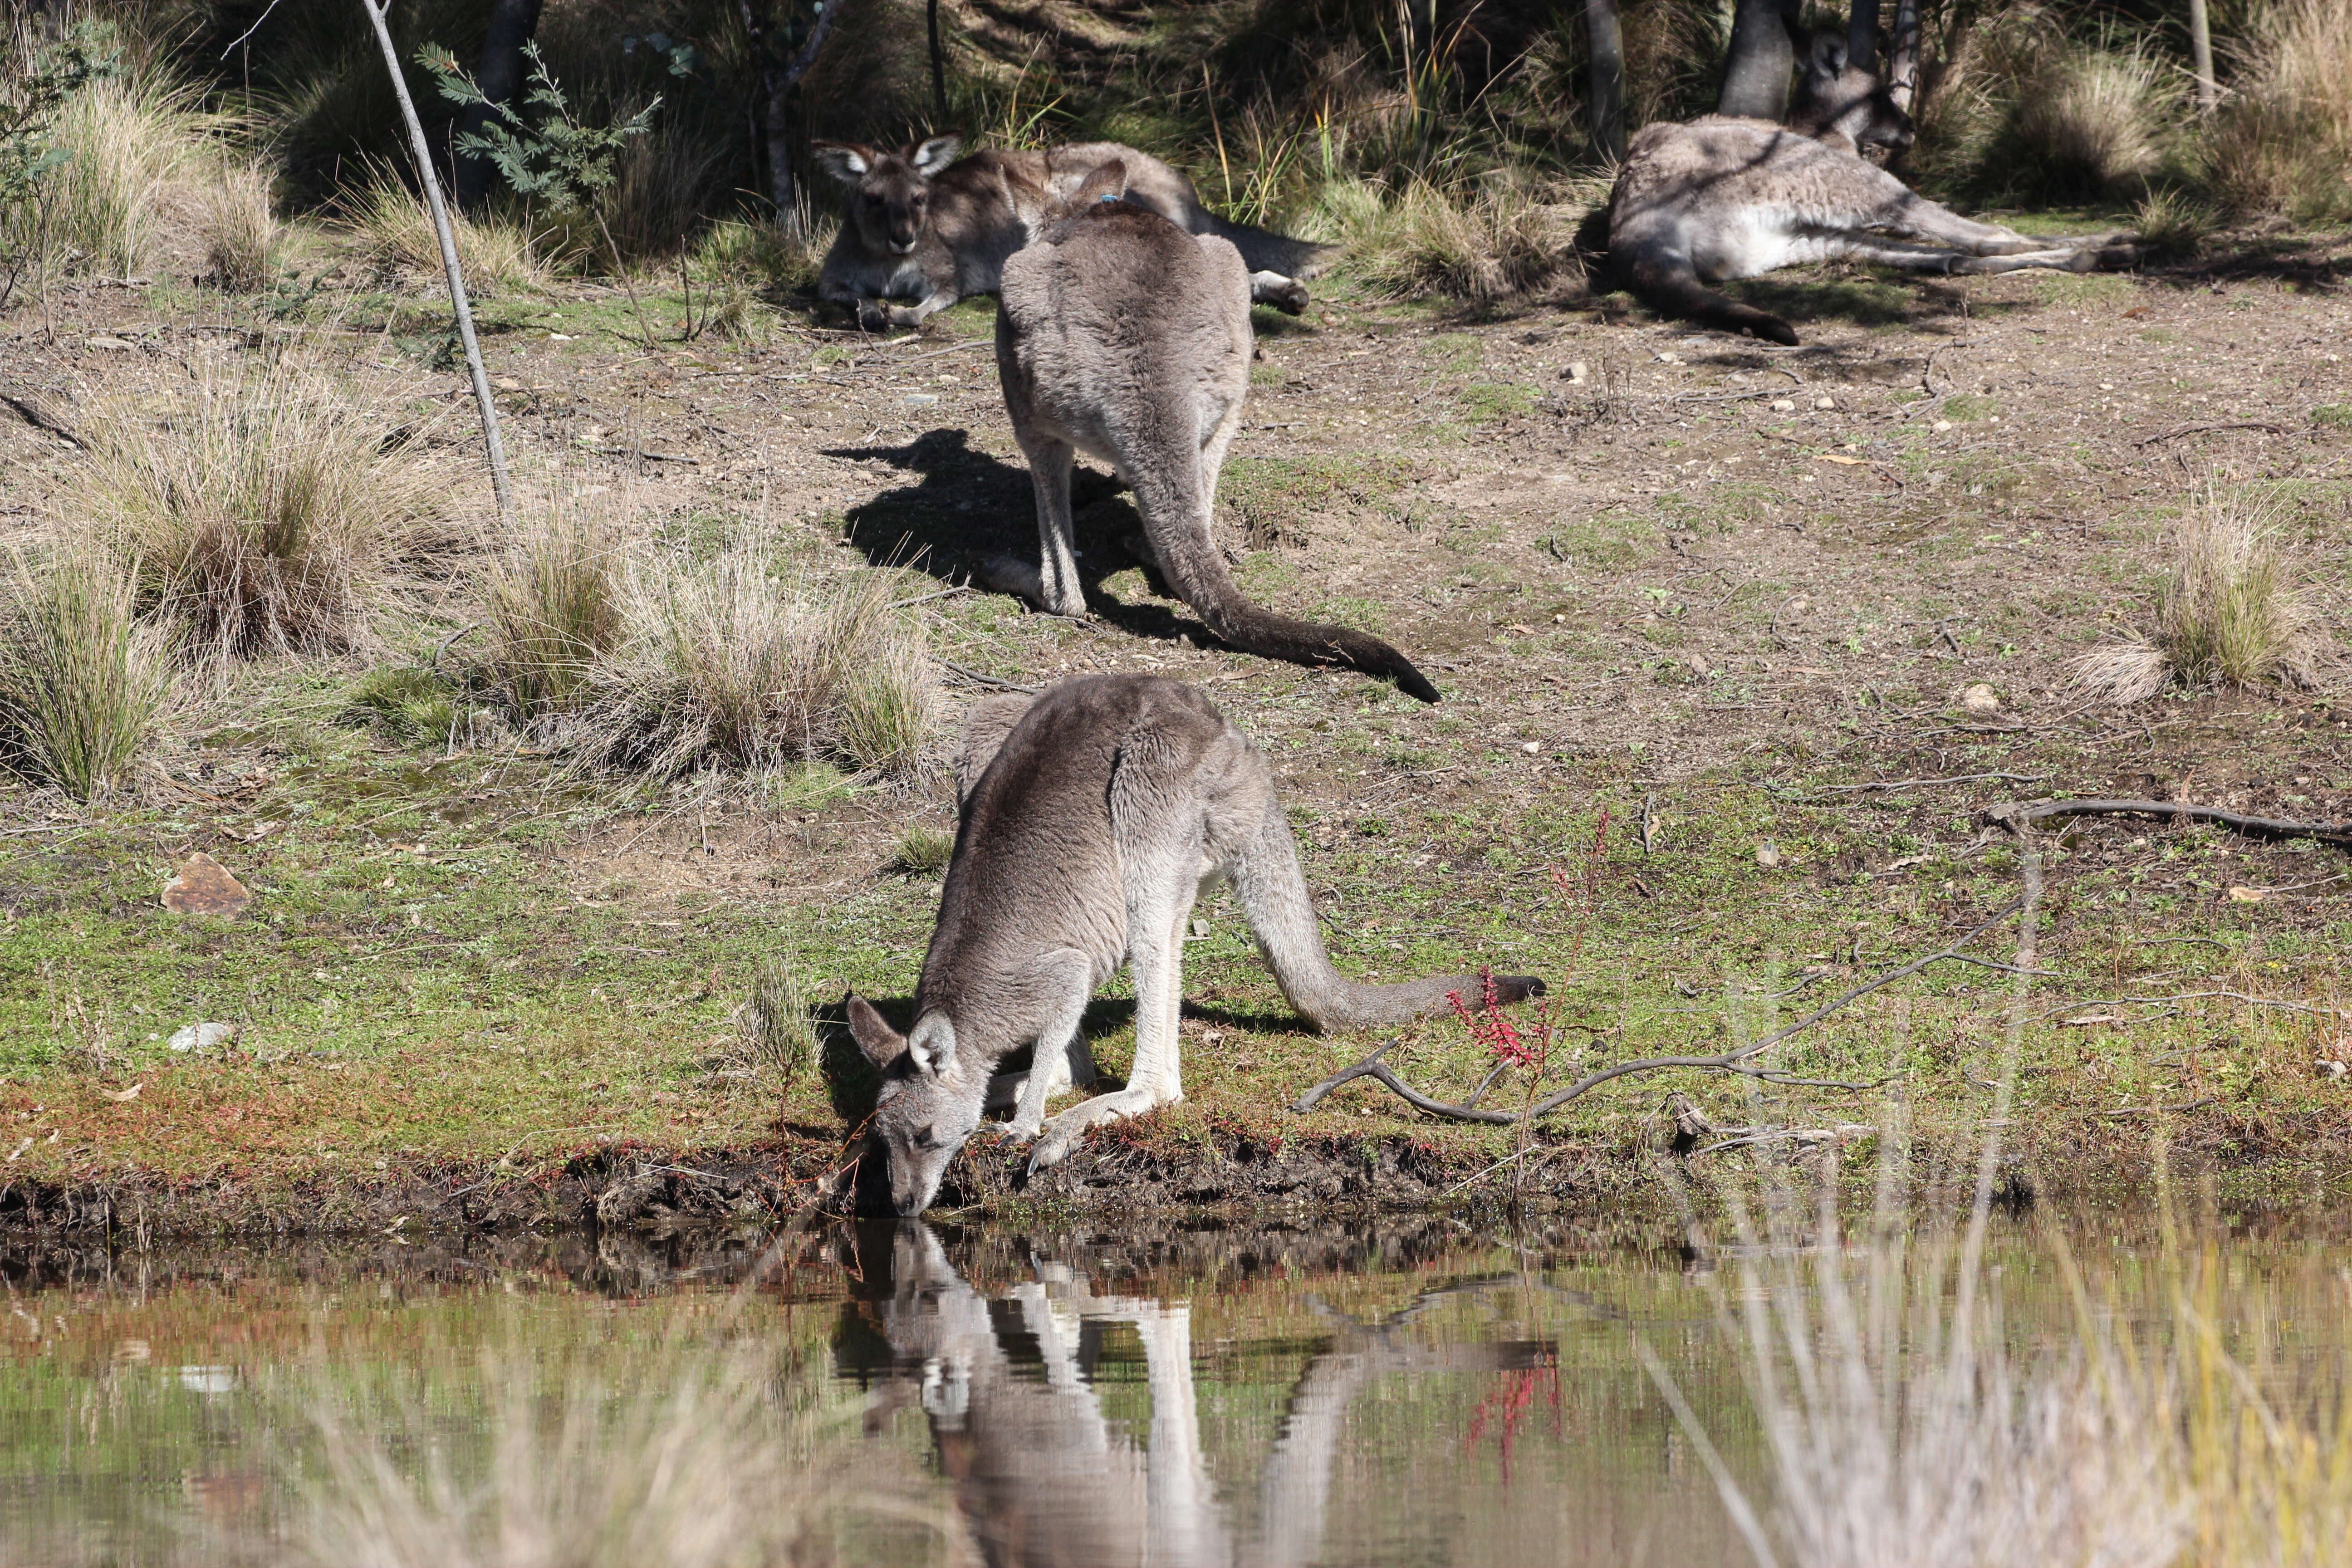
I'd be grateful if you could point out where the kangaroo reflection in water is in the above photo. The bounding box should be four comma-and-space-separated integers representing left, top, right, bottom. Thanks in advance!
849, 1223, 1550, 1568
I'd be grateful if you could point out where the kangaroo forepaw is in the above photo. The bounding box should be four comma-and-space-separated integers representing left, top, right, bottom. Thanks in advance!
1252, 275, 1311, 315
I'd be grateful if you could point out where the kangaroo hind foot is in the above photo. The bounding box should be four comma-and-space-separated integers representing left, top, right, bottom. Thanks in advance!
1249, 270, 1310, 314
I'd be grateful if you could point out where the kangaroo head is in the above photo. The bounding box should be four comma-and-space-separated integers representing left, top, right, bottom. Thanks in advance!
812, 136, 963, 257
1791, 35, 1915, 154
848, 994, 982, 1215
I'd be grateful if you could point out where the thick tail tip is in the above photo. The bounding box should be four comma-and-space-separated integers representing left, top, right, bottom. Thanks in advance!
1393, 661, 1442, 703
1493, 975, 1546, 1004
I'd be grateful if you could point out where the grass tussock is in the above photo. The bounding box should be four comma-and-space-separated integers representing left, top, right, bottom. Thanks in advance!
478, 502, 623, 716
728, 957, 820, 1095
3, 64, 214, 280
537, 538, 935, 781
347, 176, 548, 292
2133, 186, 2220, 259
284, 1344, 895, 1568
2201, 0, 2352, 221
885, 823, 956, 876
197, 159, 278, 291
1321, 177, 1583, 304
2009, 42, 2173, 196
83, 360, 445, 660
2072, 488, 2318, 704
0, 546, 172, 800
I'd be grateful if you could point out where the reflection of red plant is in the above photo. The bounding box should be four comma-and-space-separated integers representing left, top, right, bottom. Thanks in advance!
1465, 1362, 1563, 1482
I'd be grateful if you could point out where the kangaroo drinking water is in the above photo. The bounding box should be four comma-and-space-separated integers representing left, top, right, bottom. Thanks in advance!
992, 160, 1441, 702
1607, 36, 2138, 345
845, 674, 1544, 1215
812, 135, 1328, 331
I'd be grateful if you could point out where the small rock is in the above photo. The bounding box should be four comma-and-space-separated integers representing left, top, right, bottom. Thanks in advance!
492, 375, 524, 392
167, 1022, 237, 1053
1756, 842, 1782, 868
1932, 418, 1953, 432
1961, 682, 2001, 716
1813, 395, 1836, 410
86, 335, 135, 350
1688, 652, 1712, 677
162, 853, 250, 916
2316, 1059, 2347, 1080
1520, 740, 1540, 754
1770, 397, 1797, 412
903, 392, 938, 407
1565, 361, 1589, 384
2225, 885, 2265, 903
1655, 351, 1684, 365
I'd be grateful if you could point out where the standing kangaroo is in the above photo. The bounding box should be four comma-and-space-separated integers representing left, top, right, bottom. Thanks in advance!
994, 160, 1441, 703
1608, 36, 2138, 345
845, 674, 1544, 1215
812, 135, 1328, 331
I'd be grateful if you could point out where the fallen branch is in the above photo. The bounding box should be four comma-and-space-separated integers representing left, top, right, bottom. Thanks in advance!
938, 659, 1040, 694
1980, 797, 2352, 848
1819, 771, 2048, 792
2132, 421, 2287, 447
1291, 902, 2021, 1125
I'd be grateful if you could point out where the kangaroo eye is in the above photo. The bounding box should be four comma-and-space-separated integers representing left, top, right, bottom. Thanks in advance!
913, 1126, 938, 1150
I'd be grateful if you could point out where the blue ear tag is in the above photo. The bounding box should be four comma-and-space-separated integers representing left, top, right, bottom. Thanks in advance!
1100, 192, 1118, 203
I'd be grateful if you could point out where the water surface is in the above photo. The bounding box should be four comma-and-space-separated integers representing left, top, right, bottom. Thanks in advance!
4, 1205, 2346, 1566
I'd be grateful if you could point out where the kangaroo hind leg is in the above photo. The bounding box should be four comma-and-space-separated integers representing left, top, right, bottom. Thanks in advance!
982, 433, 1088, 617
1029, 887, 1194, 1174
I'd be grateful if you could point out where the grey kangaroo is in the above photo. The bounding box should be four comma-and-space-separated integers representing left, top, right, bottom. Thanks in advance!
1608, 35, 2138, 345
994, 159, 1441, 703
845, 675, 1544, 1215
812, 135, 1328, 331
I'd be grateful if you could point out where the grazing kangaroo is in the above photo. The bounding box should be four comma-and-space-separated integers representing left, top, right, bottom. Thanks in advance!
845, 675, 1544, 1215
1608, 36, 2138, 345
993, 160, 1441, 703
811, 135, 1328, 331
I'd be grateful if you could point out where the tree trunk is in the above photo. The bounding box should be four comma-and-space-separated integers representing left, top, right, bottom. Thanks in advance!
745, 0, 850, 239
1845, 0, 1881, 78
1718, 0, 1798, 121
454, 0, 544, 211
2188, 0, 2216, 113
1886, 0, 1921, 111
928, 0, 947, 124
1584, 0, 1626, 160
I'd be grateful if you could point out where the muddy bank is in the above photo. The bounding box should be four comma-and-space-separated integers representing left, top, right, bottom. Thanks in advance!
3, 1106, 2345, 1239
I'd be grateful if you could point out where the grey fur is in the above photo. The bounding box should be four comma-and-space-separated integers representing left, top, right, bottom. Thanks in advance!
991, 170, 1442, 703
812, 137, 1328, 331
1609, 37, 2138, 345
845, 675, 1544, 1215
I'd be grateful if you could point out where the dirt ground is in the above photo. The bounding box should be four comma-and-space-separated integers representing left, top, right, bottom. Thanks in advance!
3, 211, 2349, 1231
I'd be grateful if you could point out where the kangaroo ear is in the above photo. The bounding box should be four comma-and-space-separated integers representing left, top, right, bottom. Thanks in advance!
846, 993, 908, 1068
907, 135, 962, 176
1072, 158, 1129, 207
907, 1013, 958, 1076
811, 141, 873, 186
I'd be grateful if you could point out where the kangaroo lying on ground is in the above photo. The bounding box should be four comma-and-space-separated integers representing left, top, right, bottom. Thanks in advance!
993, 160, 1441, 703
845, 674, 1544, 1215
812, 135, 1328, 331
1607, 36, 2138, 345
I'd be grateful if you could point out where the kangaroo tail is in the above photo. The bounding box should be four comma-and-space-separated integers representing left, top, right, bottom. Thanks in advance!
1231, 811, 1544, 1031
1622, 252, 1798, 346
1135, 464, 1441, 701
1200, 213, 1337, 280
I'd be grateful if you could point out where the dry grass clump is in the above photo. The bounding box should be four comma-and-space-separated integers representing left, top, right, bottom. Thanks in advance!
2072, 489, 2318, 704
196, 160, 278, 291
478, 502, 622, 715
0, 546, 172, 800
347, 176, 548, 292
2009, 42, 2173, 196
2133, 186, 2220, 259
563, 540, 935, 780
1323, 177, 1582, 304
2201, 0, 2352, 221
82, 361, 444, 660
284, 1344, 890, 1568
2, 64, 213, 279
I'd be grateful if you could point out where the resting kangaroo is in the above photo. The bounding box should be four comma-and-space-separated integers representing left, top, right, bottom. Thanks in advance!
994, 160, 1441, 703
1608, 36, 2138, 345
845, 674, 1544, 1215
812, 134, 1328, 331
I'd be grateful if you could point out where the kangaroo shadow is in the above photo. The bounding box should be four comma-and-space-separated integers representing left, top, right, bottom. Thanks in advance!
828, 426, 1216, 650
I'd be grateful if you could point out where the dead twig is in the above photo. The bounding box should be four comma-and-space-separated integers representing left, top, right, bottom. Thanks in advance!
2132, 421, 2287, 447
1820, 771, 2048, 792
1980, 798, 2352, 849
938, 659, 1040, 694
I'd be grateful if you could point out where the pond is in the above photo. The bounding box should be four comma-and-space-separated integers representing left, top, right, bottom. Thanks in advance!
3, 1199, 2347, 1567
